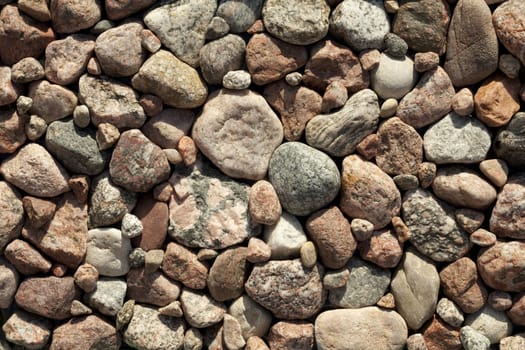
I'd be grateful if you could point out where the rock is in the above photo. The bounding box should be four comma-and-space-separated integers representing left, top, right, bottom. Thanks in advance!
95, 22, 145, 77
322, 81, 348, 112
418, 162, 437, 189
315, 307, 408, 350
142, 109, 194, 150
249, 180, 281, 225
0, 67, 20, 107
25, 115, 46, 141
391, 248, 440, 330
132, 50, 208, 108
406, 334, 427, 350
132, 195, 168, 251
452, 88, 474, 116
120, 213, 142, 239
28, 80, 77, 124
0, 182, 23, 252
359, 49, 381, 71
116, 299, 134, 330
423, 316, 462, 350
85, 228, 131, 277
192, 89, 282, 180
18, 0, 51, 22
474, 74, 521, 127
490, 174, 525, 239
246, 237, 272, 263
180, 289, 226, 328
340, 155, 401, 229
223, 314, 246, 350
384, 33, 408, 59
507, 293, 525, 326
372, 54, 418, 101
306, 206, 356, 269
73, 105, 90, 128
479, 159, 508, 187
351, 218, 375, 241
124, 304, 185, 350
139, 94, 163, 117
329, 0, 390, 51
397, 67, 455, 129
79, 74, 146, 129
4, 239, 52, 275
0, 258, 18, 308
493, 0, 525, 66
144, 249, 163, 274
470, 229, 497, 247
437, 298, 464, 328
300, 242, 318, 268
488, 291, 512, 311
89, 172, 137, 227
269, 142, 340, 216
184, 328, 204, 350
229, 295, 272, 340
15, 276, 80, 320
285, 72, 303, 86
376, 117, 423, 175
245, 259, 325, 319
414, 52, 440, 73
206, 16, 229, 40
162, 242, 208, 290
0, 110, 26, 154
84, 277, 126, 316
200, 34, 245, 85
465, 305, 513, 344
0, 5, 55, 65
392, 216, 411, 243
168, 159, 258, 249
494, 112, 525, 170
323, 269, 350, 290
393, 174, 419, 191
74, 263, 99, 293
393, 0, 450, 54
49, 0, 101, 33
329, 257, 391, 308
143, 0, 216, 67
158, 300, 183, 318
305, 89, 379, 157
246, 33, 308, 85
358, 228, 403, 268
216, 0, 263, 33
264, 212, 307, 259
95, 123, 119, 151
500, 334, 525, 350
444, 0, 498, 86
432, 166, 497, 210
104, 0, 154, 20
262, 0, 329, 45
223, 70, 252, 90
356, 133, 379, 160
11, 57, 45, 84
128, 248, 146, 268
423, 112, 492, 164
460, 326, 491, 350
402, 189, 470, 262
51, 315, 120, 349
477, 241, 525, 292
263, 80, 322, 141
207, 247, 247, 302
268, 321, 314, 350
2, 309, 52, 349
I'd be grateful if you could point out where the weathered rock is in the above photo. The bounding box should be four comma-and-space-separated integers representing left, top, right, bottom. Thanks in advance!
249, 180, 281, 225
11, 57, 45, 84
180, 289, 226, 328
200, 34, 245, 85
437, 298, 464, 328
371, 54, 418, 100
423, 316, 462, 350
84, 277, 126, 316
247, 237, 272, 264
460, 326, 491, 350
493, 0, 525, 66
50, 315, 120, 350
85, 228, 131, 277
28, 80, 77, 124
0, 258, 18, 308
264, 212, 307, 260
494, 112, 525, 170
488, 291, 513, 311
452, 88, 474, 116
18, 0, 51, 22
162, 242, 208, 290
105, 0, 156, 20
507, 293, 525, 326
414, 52, 440, 73
132, 195, 168, 251
142, 109, 194, 150
74, 263, 99, 293
4, 239, 52, 275
490, 174, 525, 239
478, 241, 525, 292
49, 0, 101, 33
358, 228, 403, 269
0, 109, 25, 154
207, 247, 248, 302
0, 67, 20, 107
474, 74, 521, 127
223, 70, 251, 90
465, 305, 513, 344
0, 182, 23, 253
228, 295, 272, 340
2, 309, 52, 350
268, 321, 314, 350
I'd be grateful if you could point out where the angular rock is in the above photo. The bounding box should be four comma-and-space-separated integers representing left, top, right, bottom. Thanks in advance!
180, 289, 226, 328
200, 34, 246, 85
0, 109, 26, 154
493, 0, 525, 66
49, 0, 101, 33
192, 89, 283, 180
207, 247, 248, 302
358, 228, 403, 269
494, 112, 525, 170
11, 57, 45, 84
268, 321, 314, 350
437, 298, 464, 328
264, 212, 307, 260
4, 239, 52, 275
142, 108, 195, 150
0, 258, 18, 308
74, 263, 99, 293
423, 316, 462, 350
127, 268, 181, 307
84, 277, 126, 316
216, 0, 263, 33
415, 52, 440, 73
460, 326, 491, 350
474, 74, 521, 127
247, 237, 272, 264
162, 242, 208, 290
0, 182, 23, 252
490, 174, 525, 239
228, 295, 272, 340
50, 315, 120, 350
465, 305, 513, 344
29, 80, 77, 123
223, 314, 246, 350
452, 87, 474, 116
371, 54, 418, 100
2, 309, 52, 350
18, 0, 51, 22
105, 0, 156, 20
85, 228, 131, 277
0, 67, 20, 107
477, 241, 525, 292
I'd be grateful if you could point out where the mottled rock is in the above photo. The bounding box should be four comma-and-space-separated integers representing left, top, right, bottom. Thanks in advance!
246, 237, 272, 264
0, 67, 20, 107
11, 57, 45, 84
494, 112, 525, 170
474, 74, 521, 127
470, 229, 497, 247
84, 277, 126, 316
180, 289, 226, 328
229, 295, 272, 340
142, 109, 194, 150
207, 247, 247, 302
478, 241, 525, 292
500, 333, 525, 350
406, 334, 428, 350
414, 52, 440, 73
249, 180, 281, 225
2, 309, 52, 350
359, 228, 403, 268
18, 0, 51, 22
223, 70, 252, 90
268, 321, 314, 350
96, 122, 120, 151
423, 316, 462, 350
0, 182, 23, 252
200, 34, 245, 85
184, 328, 204, 350
216, 0, 263, 33
359, 49, 381, 71
437, 298, 464, 328
23, 196, 55, 230
465, 305, 513, 344
67, 175, 90, 203
50, 315, 120, 350
28, 80, 77, 123
223, 314, 246, 350
264, 212, 307, 260
0, 258, 18, 308
49, 0, 101, 33
451, 88, 474, 116
384, 33, 408, 59
488, 291, 512, 311
493, 0, 525, 66
4, 239, 52, 275
162, 242, 208, 290
86, 228, 131, 277
490, 174, 525, 239
74, 263, 98, 293
105, 0, 156, 20
460, 326, 491, 350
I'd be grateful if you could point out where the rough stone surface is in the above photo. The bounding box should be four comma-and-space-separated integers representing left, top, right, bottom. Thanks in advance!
28, 80, 77, 124
2, 309, 52, 350
23, 195, 56, 229
0, 109, 26, 154
493, 0, 525, 66
161, 242, 208, 290
263, 212, 305, 260
490, 174, 525, 239
180, 289, 226, 328
85, 228, 131, 277
200, 34, 246, 85
0, 182, 23, 253
268, 321, 314, 350
478, 241, 525, 292
74, 263, 99, 293
0, 258, 18, 308
494, 112, 525, 170
132, 195, 168, 251
84, 277, 126, 316
423, 316, 462, 350
249, 180, 281, 225
50, 315, 120, 350
207, 247, 247, 302
4, 239, 52, 275
474, 74, 521, 127
229, 295, 272, 340
465, 305, 513, 344
358, 228, 403, 269
437, 298, 464, 328
49, 0, 101, 33
460, 326, 491, 350
45, 34, 94, 85
0, 67, 20, 107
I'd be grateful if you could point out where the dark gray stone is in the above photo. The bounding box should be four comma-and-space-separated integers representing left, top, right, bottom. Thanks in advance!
217, 0, 263, 33
384, 33, 408, 59
200, 34, 246, 85
494, 112, 525, 170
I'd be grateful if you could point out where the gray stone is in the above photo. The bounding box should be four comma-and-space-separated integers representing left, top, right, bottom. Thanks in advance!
329, 257, 391, 308
180, 289, 226, 328
262, 0, 330, 45
2, 309, 52, 350
84, 277, 126, 316
45, 119, 109, 176
465, 305, 513, 344
264, 212, 307, 260
269, 142, 340, 216
402, 189, 470, 262
460, 326, 491, 350
228, 295, 272, 340
143, 0, 216, 67
391, 248, 440, 330
494, 112, 525, 170
85, 228, 131, 277
205, 16, 230, 40
436, 298, 464, 328
305, 89, 379, 157
371, 54, 418, 100
223, 70, 251, 90
217, 0, 263, 33
330, 0, 390, 51
28, 80, 77, 123
200, 34, 245, 85
423, 113, 492, 164
121, 213, 142, 239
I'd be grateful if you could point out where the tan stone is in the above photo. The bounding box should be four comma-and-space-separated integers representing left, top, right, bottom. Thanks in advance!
474, 74, 520, 127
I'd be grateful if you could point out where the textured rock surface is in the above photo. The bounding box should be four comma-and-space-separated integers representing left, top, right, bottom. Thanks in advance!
0, 182, 23, 253
494, 112, 525, 170
490, 174, 525, 239
493, 0, 525, 66
85, 228, 131, 277
478, 242, 525, 292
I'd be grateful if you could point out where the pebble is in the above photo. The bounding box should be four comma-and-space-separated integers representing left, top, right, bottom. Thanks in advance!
153, 182, 173, 202
22, 195, 55, 229
393, 174, 420, 191
246, 33, 307, 85
269, 142, 340, 216
0, 67, 20, 107
406, 334, 428, 350
18, 0, 51, 22
206, 16, 230, 40
465, 305, 513, 344
86, 56, 101, 75
418, 162, 437, 189
28, 80, 77, 124
474, 73, 520, 127
423, 316, 462, 350
500, 334, 525, 350
105, 0, 156, 20
228, 295, 272, 340
223, 314, 246, 350
11, 57, 45, 84
223, 70, 252, 90
414, 52, 440, 73
50, 315, 120, 350
451, 88, 474, 116
329, 257, 391, 308
2, 309, 52, 349
144, 249, 163, 273
329, 0, 390, 51
96, 122, 120, 151
45, 34, 94, 85
133, 195, 169, 251
356, 133, 379, 160
73, 105, 91, 128
306, 88, 379, 157
423, 112, 492, 164
315, 307, 407, 350
140, 29, 161, 54
494, 112, 525, 170
371, 54, 418, 100
246, 237, 272, 264
207, 247, 248, 302
120, 213, 142, 239
478, 241, 525, 292
267, 321, 314, 350
116, 299, 134, 331
249, 180, 281, 225
384, 33, 408, 59
4, 239, 52, 275
161, 242, 208, 290
493, 0, 525, 66
340, 155, 401, 229
437, 298, 464, 328
479, 159, 508, 187
142, 108, 195, 149
178, 136, 197, 166
391, 216, 411, 243
84, 277, 126, 316
488, 291, 513, 311
460, 326, 491, 350
25, 115, 46, 141
499, 54, 521, 79
359, 49, 381, 71
507, 293, 525, 326
128, 248, 146, 268
86, 228, 131, 277
285, 72, 302, 86
323, 269, 350, 290
216, 0, 262, 33
158, 300, 183, 318
350, 218, 375, 242
73, 263, 99, 293
264, 212, 306, 259
0, 258, 19, 308
489, 174, 525, 239
16, 95, 33, 115
300, 242, 317, 268
180, 289, 226, 328
184, 328, 204, 350
49, 0, 101, 33
359, 228, 403, 268
470, 229, 497, 247
0, 109, 25, 154
245, 259, 325, 319
200, 34, 245, 85
380, 98, 398, 118
321, 81, 348, 113
126, 268, 181, 307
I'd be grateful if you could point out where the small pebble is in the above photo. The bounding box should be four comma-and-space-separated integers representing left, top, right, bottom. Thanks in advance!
11, 57, 45, 83
452, 88, 474, 116
300, 241, 317, 268
87, 57, 102, 75
163, 148, 183, 165
96, 122, 120, 150
16, 96, 33, 115
350, 218, 375, 241
479, 159, 508, 187
380, 98, 398, 118
121, 213, 143, 239
393, 174, 419, 191
499, 54, 521, 79
460, 326, 491, 350
144, 249, 164, 274
323, 269, 350, 289
68, 175, 90, 203
184, 328, 203, 350
90, 20, 115, 35
488, 291, 513, 311
414, 52, 440, 73
139, 94, 163, 117
141, 29, 161, 53
384, 0, 399, 13
322, 80, 348, 113
197, 249, 218, 261
70, 300, 93, 316
25, 114, 47, 141
178, 136, 198, 166
128, 248, 146, 268
384, 33, 408, 59
359, 49, 381, 71
355, 133, 379, 160
285, 72, 302, 86
406, 333, 427, 350
222, 70, 251, 90
153, 182, 173, 202
52, 264, 67, 277
223, 314, 246, 350
116, 299, 135, 331
391, 216, 411, 243
159, 300, 184, 317
246, 237, 271, 263
74, 263, 99, 293
455, 208, 485, 234
376, 293, 396, 309
73, 105, 91, 128
246, 19, 264, 34
436, 298, 464, 327
470, 228, 497, 247
417, 162, 436, 189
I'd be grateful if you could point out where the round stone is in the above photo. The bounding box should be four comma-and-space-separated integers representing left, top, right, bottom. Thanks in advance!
371, 54, 418, 100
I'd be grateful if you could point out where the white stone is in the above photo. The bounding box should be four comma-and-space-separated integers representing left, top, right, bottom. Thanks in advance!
436, 298, 464, 327
465, 305, 513, 344
86, 228, 131, 276
121, 213, 143, 238
371, 54, 418, 100
264, 212, 307, 259
228, 295, 272, 340
223, 70, 251, 90
83, 277, 126, 316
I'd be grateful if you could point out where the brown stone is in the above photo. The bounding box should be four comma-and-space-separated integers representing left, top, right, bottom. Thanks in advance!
423, 316, 462, 350
142, 108, 195, 149
4, 239, 52, 275
74, 263, 99, 293
418, 162, 437, 189
267, 321, 314, 350
479, 159, 508, 187
50, 315, 120, 350
455, 208, 485, 234
0, 67, 20, 107
126, 268, 181, 307
139, 94, 163, 117
321, 80, 348, 113
178, 136, 197, 166
68, 175, 90, 203
452, 280, 487, 314
207, 247, 248, 302
493, 0, 525, 66
359, 49, 381, 71
451, 87, 474, 116
414, 52, 440, 73
358, 229, 403, 269
0, 109, 26, 154
52, 263, 68, 277
132, 194, 168, 251
355, 133, 379, 160
49, 0, 101, 33
23, 196, 56, 229
470, 228, 497, 247
29, 80, 78, 124
162, 242, 208, 290
478, 241, 525, 292
440, 257, 477, 298
490, 174, 525, 239
246, 336, 270, 350
11, 57, 45, 84
249, 180, 281, 225
489, 291, 513, 311
18, 0, 52, 22
474, 74, 521, 127
2, 309, 52, 349
106, 0, 156, 20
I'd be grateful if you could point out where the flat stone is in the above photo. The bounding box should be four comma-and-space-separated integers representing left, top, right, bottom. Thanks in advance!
4, 239, 52, 275
132, 195, 168, 251
268, 321, 314, 350
340, 155, 401, 229
494, 112, 525, 170
28, 80, 77, 124
85, 228, 131, 277
0, 258, 18, 308
105, 0, 156, 20
84, 277, 126, 316
216, 0, 263, 33
402, 189, 470, 262
2, 309, 52, 349
474, 74, 521, 127
200, 34, 245, 85
228, 295, 272, 340
0, 182, 23, 252
0, 109, 26, 154
50, 315, 120, 350
493, 0, 525, 66
371, 54, 418, 100
414, 52, 440, 73
315, 307, 407, 350
161, 242, 208, 290
269, 142, 340, 216
488, 291, 513, 311
358, 228, 403, 269
249, 180, 281, 225
132, 50, 208, 109
180, 289, 226, 328
423, 112, 492, 164
192, 89, 282, 180
306, 89, 379, 157
465, 305, 513, 344
477, 241, 525, 292
470, 229, 497, 247
49, 0, 101, 33
264, 212, 307, 260
207, 247, 248, 302
490, 174, 525, 239
245, 259, 325, 320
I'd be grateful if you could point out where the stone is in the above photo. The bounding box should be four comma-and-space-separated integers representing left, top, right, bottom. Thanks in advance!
158, 300, 183, 318
329, 257, 391, 308
153, 182, 173, 202
139, 94, 163, 117
507, 293, 525, 326
285, 72, 302, 86
223, 314, 246, 350
402, 189, 470, 262
264, 212, 307, 260
371, 54, 418, 99
177, 136, 197, 167
451, 88, 474, 116
323, 269, 350, 289
110, 129, 170, 192
223, 70, 252, 90
124, 304, 185, 350
358, 228, 403, 269
23, 196, 55, 230
16, 95, 33, 115
228, 295, 272, 340
477, 241, 525, 292
4, 239, 52, 275
162, 242, 208, 290
28, 80, 77, 124
490, 174, 525, 238
66, 175, 89, 202
444, 0, 498, 86
25, 115, 46, 141
245, 259, 325, 320
392, 216, 411, 243
180, 289, 226, 328
391, 248, 440, 330
105, 0, 156, 20
74, 263, 99, 293
206, 16, 230, 40
423, 316, 462, 350
85, 228, 131, 277
263, 80, 322, 141
393, 174, 420, 191
50, 315, 120, 350
18, 0, 51, 22
376, 117, 423, 175
0, 258, 18, 308
493, 0, 525, 66
306, 206, 356, 269
406, 334, 427, 350
142, 108, 194, 149
86, 57, 101, 75
359, 49, 381, 71
49, 0, 101, 33
132, 195, 168, 251
79, 74, 146, 129
470, 229, 497, 247
500, 54, 521, 78
460, 326, 491, 350
84, 277, 126, 316
384, 33, 408, 59
216, 0, 262, 33
200, 34, 245, 85
414, 52, 440, 73
268, 321, 314, 350
2, 309, 52, 349
73, 105, 90, 128
169, 159, 258, 249
0, 5, 55, 65
0, 181, 23, 253
249, 180, 281, 225
393, 0, 450, 55
246, 237, 272, 264
488, 291, 512, 311
418, 162, 437, 188
474, 74, 521, 127
128, 248, 146, 268
116, 299, 134, 330
397, 67, 455, 129
315, 307, 408, 350
322, 81, 348, 112
246, 33, 308, 85
302, 39, 369, 93
305, 89, 379, 157
15, 276, 80, 320
423, 112, 492, 164
340, 155, 401, 229
479, 159, 508, 188
439, 257, 480, 308
96, 122, 120, 150
0, 67, 20, 107
89, 172, 137, 227
500, 334, 525, 350
329, 0, 390, 51
437, 298, 464, 328
465, 305, 513, 344
356, 133, 379, 160
144, 249, 163, 274
207, 247, 248, 302
269, 142, 340, 216
11, 57, 45, 84
494, 112, 525, 170
120, 213, 142, 239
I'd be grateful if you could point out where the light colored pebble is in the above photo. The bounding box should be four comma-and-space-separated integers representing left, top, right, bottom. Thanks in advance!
380, 98, 398, 118
121, 213, 143, 239
285, 72, 302, 86
300, 241, 317, 268
350, 218, 375, 241
25, 114, 47, 141
96, 122, 120, 150
73, 105, 91, 128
